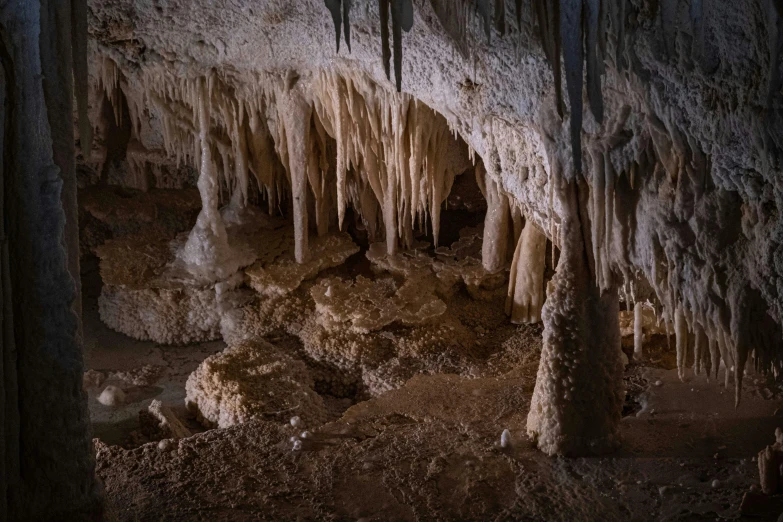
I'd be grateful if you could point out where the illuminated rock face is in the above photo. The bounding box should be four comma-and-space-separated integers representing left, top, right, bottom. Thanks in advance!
84, 0, 783, 454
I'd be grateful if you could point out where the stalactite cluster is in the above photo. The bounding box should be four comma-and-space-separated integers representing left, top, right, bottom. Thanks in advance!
98, 61, 470, 278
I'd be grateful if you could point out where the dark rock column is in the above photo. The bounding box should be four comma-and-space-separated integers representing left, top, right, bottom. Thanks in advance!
0, 2, 101, 519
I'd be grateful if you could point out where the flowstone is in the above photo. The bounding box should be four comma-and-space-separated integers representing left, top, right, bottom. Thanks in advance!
96, 209, 285, 344
185, 340, 327, 429
246, 232, 359, 297
311, 275, 447, 334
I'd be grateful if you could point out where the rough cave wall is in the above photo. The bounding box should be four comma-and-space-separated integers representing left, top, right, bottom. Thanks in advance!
87, 0, 783, 451
1, 1, 101, 519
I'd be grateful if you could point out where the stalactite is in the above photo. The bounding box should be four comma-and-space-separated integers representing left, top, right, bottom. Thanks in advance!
343, 0, 353, 52
324, 0, 343, 53
766, 0, 783, 111
313, 69, 461, 254
693, 322, 705, 376
633, 301, 644, 356
615, 0, 627, 70
585, 0, 604, 124
477, 0, 492, 42
494, 0, 506, 37
506, 219, 548, 324
392, 0, 414, 92
532, 0, 564, 117
98, 56, 122, 125
378, 0, 414, 92
689, 0, 704, 64
515, 0, 524, 28
675, 304, 688, 382
380, 0, 392, 80
71, 0, 91, 156
481, 172, 511, 273
324, 0, 352, 53
561, 0, 584, 174
660, 0, 678, 58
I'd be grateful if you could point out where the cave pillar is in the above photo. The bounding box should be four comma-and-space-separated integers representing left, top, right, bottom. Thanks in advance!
180, 76, 235, 278
281, 91, 312, 264
526, 169, 625, 456
0, 1, 102, 518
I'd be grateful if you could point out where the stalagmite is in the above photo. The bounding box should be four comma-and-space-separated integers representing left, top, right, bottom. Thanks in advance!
506, 219, 548, 324
527, 152, 624, 456
758, 428, 783, 494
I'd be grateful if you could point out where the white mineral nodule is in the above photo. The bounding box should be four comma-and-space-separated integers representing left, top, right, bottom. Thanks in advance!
97, 385, 126, 407
500, 429, 511, 448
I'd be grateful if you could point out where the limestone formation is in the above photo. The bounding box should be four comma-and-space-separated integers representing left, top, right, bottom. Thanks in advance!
185, 341, 327, 429
10, 1, 783, 517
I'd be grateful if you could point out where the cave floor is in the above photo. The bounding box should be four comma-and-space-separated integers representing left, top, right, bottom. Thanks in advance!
92, 360, 783, 522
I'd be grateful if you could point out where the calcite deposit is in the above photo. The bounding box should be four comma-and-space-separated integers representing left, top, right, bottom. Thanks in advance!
185, 340, 327, 428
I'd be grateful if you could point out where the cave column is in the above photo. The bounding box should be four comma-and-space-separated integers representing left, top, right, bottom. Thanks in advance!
526, 164, 625, 456
180, 76, 236, 280
281, 90, 312, 264
1, 1, 102, 518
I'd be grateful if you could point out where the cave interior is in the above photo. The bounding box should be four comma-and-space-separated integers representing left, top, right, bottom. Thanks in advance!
5, 0, 783, 520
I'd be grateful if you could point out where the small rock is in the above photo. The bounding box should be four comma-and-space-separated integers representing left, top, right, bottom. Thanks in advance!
290, 416, 302, 428
654, 380, 663, 387
158, 439, 174, 452
97, 385, 125, 407
711, 479, 721, 488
